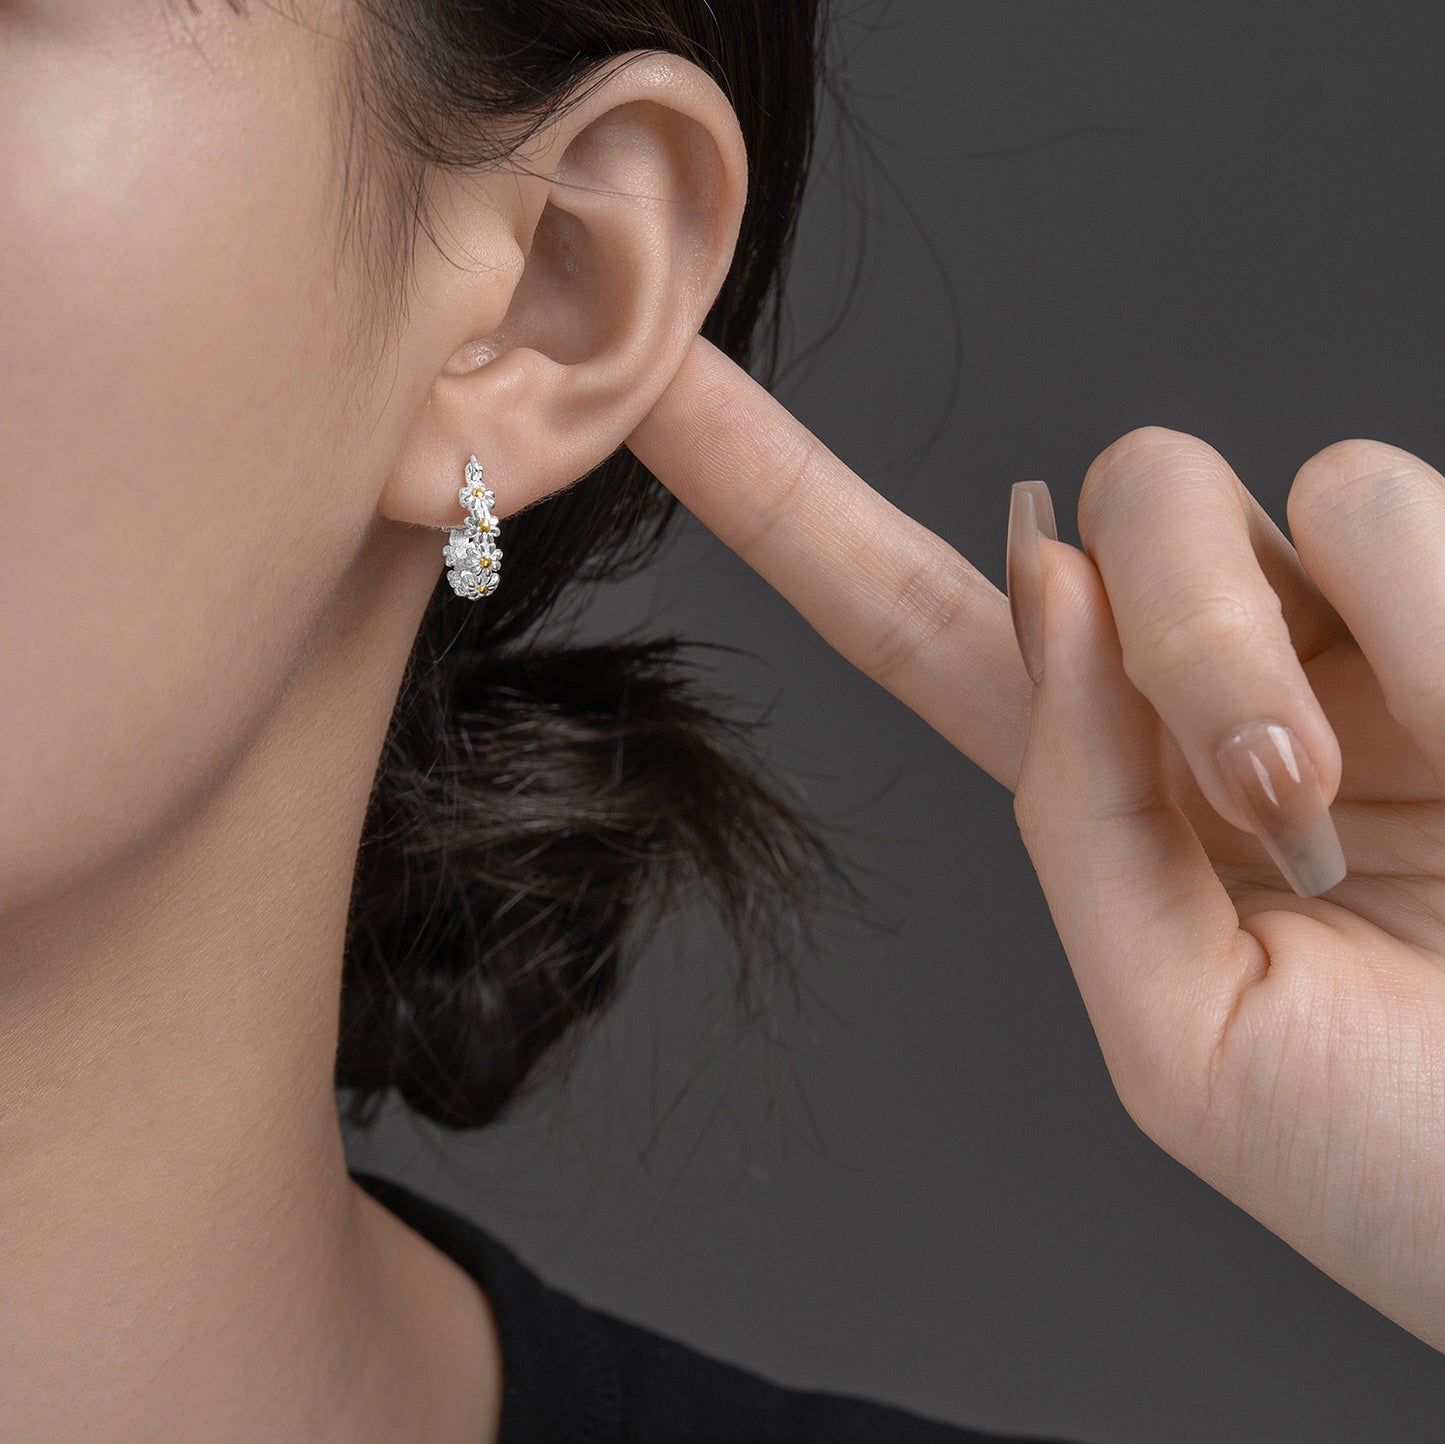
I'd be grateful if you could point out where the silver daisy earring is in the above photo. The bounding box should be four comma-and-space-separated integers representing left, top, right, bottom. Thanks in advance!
443, 454, 503, 600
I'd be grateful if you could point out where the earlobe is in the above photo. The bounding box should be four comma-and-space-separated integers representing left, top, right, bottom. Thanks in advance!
379, 50, 749, 534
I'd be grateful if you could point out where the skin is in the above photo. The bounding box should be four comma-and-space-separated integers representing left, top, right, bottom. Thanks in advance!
10, 0, 1444, 1435
0, 1, 747, 1440
632, 343, 1445, 1356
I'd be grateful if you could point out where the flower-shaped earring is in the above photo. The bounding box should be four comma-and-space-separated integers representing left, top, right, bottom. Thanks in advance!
443, 455, 503, 600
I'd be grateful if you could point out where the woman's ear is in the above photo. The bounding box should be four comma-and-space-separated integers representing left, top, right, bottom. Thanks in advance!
377, 49, 749, 528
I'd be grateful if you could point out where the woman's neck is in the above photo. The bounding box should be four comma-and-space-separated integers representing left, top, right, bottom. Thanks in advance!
0, 541, 501, 1442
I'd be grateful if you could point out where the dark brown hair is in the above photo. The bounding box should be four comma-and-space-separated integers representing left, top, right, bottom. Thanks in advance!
323, 0, 853, 1129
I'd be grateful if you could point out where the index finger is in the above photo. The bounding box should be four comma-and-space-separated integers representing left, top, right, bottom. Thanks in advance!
626, 334, 1033, 793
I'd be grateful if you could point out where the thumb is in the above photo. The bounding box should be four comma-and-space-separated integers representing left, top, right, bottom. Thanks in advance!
1012, 524, 1257, 1147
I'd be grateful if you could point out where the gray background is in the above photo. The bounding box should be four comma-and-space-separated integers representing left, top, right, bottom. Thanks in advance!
344, 2, 1445, 1438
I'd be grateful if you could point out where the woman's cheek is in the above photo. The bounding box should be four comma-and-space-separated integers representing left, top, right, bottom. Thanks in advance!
0, 3, 362, 907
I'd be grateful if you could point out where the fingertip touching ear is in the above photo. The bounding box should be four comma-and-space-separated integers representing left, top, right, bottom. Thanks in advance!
378, 49, 749, 530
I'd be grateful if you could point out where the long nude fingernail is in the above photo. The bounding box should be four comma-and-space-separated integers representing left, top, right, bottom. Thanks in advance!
1214, 720, 1347, 897
1006, 480, 1058, 684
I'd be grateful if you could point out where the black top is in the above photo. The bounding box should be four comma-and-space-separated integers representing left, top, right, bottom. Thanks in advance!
351, 1169, 1078, 1443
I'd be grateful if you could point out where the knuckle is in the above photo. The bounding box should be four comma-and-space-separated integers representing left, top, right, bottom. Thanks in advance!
862, 540, 978, 686
733, 430, 823, 557
1111, 1070, 1171, 1151
1289, 438, 1441, 533
1106, 1018, 1214, 1163
1011, 777, 1043, 841
686, 361, 740, 445
1115, 1067, 1203, 1164
1090, 1022, 1173, 1147
1133, 585, 1262, 683
1090, 426, 1197, 475
1078, 426, 1212, 539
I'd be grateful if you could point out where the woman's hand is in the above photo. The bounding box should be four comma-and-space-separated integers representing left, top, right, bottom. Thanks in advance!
628, 334, 1445, 1355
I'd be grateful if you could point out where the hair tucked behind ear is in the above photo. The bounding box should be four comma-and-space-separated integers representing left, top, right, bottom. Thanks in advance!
331, 0, 852, 1129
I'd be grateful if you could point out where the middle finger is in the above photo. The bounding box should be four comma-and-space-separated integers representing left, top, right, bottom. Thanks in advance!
1069, 425, 1350, 867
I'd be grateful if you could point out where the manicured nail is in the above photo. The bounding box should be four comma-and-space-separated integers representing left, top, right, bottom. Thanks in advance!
1006, 480, 1058, 684
1214, 720, 1347, 897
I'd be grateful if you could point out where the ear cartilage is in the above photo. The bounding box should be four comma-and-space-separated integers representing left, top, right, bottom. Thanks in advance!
443, 454, 503, 600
